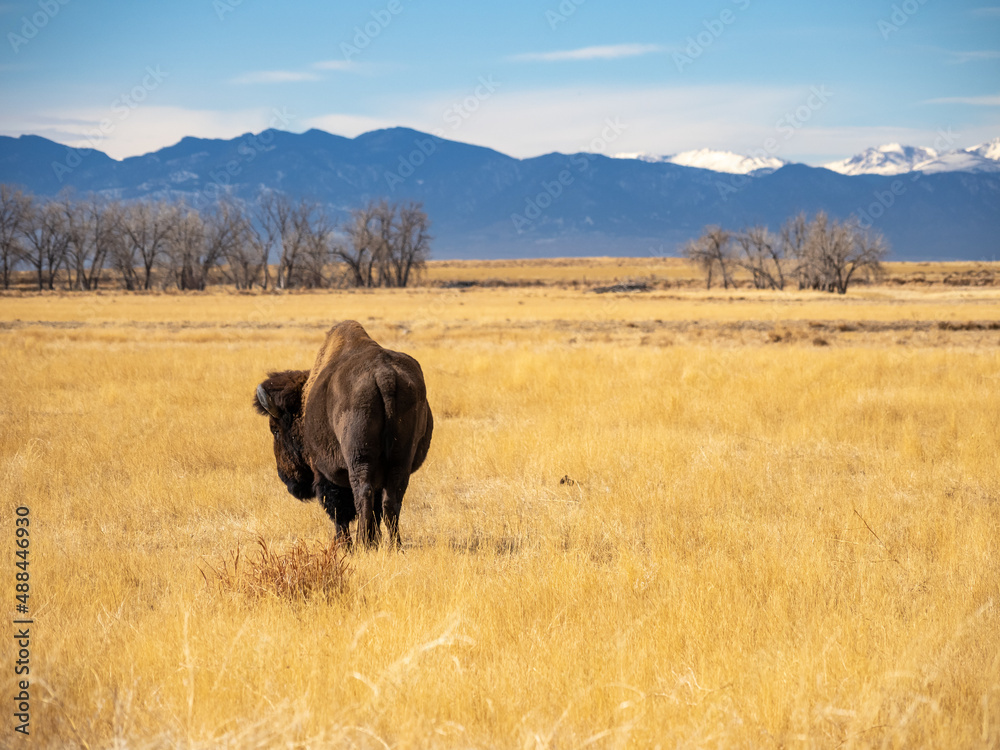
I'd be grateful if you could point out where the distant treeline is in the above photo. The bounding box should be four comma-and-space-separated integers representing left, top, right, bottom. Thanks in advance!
685, 212, 888, 294
0, 184, 431, 291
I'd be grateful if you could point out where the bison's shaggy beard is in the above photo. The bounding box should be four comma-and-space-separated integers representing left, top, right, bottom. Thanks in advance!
282, 470, 314, 501
273, 420, 314, 500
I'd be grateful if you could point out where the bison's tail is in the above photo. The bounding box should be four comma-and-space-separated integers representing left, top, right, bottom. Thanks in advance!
374, 368, 397, 456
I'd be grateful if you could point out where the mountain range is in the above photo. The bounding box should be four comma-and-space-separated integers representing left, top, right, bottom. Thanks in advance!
1, 128, 998, 260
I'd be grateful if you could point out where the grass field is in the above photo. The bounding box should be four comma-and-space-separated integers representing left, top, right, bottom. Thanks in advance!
420, 257, 1000, 289
1, 266, 999, 748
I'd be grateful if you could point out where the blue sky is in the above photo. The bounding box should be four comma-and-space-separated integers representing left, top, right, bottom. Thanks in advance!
1, 0, 998, 163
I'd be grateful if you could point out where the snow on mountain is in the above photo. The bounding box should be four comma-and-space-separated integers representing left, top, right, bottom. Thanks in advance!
823, 143, 939, 176
667, 148, 787, 174
613, 148, 786, 174
612, 152, 665, 163
912, 150, 1000, 174
615, 138, 999, 176
823, 139, 1000, 175
966, 137, 1000, 162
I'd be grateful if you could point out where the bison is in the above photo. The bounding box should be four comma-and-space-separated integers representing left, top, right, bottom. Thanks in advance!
253, 320, 433, 548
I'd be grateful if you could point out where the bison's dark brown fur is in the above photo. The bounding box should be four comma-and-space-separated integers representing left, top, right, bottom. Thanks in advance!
254, 321, 433, 548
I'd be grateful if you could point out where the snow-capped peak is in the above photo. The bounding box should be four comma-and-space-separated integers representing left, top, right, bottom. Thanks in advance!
612, 152, 664, 162
824, 139, 1000, 175
613, 137, 1000, 176
966, 137, 1000, 161
823, 144, 939, 176
613, 148, 786, 175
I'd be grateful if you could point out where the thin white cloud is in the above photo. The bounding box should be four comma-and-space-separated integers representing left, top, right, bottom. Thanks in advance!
924, 94, 1000, 105
312, 60, 358, 72
946, 50, 1000, 64
971, 6, 1000, 16
509, 44, 664, 62
228, 62, 364, 85
229, 70, 322, 84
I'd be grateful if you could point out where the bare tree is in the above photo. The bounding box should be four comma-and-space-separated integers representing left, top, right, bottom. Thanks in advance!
0, 185, 31, 289
167, 201, 246, 290
166, 209, 206, 290
684, 225, 735, 289
685, 212, 887, 294
109, 215, 141, 291
790, 212, 826, 291
245, 190, 331, 290
297, 205, 335, 289
219, 202, 263, 290
244, 190, 285, 290
337, 200, 385, 288
784, 211, 888, 293
202, 201, 246, 288
735, 225, 786, 290
683, 237, 715, 289
265, 194, 318, 290
335, 199, 432, 288
2, 188, 432, 293
786, 212, 862, 292
64, 195, 119, 290
386, 201, 431, 287
806, 215, 886, 294
781, 212, 811, 289
21, 200, 71, 290
119, 201, 177, 290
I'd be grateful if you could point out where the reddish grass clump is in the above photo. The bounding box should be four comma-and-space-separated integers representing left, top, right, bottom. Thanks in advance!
204, 535, 350, 602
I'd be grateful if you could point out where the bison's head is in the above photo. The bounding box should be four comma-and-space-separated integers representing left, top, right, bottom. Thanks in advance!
253, 370, 314, 500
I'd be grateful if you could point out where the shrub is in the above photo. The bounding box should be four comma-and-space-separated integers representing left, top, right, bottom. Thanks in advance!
203, 535, 350, 602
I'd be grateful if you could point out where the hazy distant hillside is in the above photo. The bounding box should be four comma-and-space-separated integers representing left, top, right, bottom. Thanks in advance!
1, 128, 999, 260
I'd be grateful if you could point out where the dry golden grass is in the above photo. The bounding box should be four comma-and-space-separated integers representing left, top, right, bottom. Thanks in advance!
422, 257, 1000, 291
420, 256, 1000, 289
421, 256, 696, 286
1, 272, 999, 748
5, 283, 1000, 330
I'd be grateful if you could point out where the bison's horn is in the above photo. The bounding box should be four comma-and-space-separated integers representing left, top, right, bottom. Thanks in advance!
257, 384, 280, 418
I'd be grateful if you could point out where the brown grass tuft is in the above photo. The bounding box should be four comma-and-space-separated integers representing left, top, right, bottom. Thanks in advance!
203, 535, 350, 602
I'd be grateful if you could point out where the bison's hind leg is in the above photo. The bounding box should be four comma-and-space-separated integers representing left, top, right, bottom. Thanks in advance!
372, 493, 384, 540
382, 470, 411, 550
349, 472, 381, 549
317, 478, 356, 548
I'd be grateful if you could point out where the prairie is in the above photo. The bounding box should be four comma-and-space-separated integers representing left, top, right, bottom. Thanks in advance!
1, 272, 998, 748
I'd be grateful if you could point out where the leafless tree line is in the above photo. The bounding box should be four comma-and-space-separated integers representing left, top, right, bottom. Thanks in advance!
0, 184, 431, 291
683, 212, 888, 294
